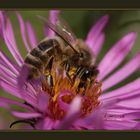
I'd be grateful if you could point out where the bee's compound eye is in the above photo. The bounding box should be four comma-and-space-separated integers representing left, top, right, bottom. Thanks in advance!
85, 70, 89, 74
81, 69, 91, 81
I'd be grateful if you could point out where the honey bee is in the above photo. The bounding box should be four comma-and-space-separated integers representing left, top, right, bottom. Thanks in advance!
19, 16, 99, 91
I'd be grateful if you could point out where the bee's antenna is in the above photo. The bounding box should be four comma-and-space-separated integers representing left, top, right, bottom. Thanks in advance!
37, 15, 79, 54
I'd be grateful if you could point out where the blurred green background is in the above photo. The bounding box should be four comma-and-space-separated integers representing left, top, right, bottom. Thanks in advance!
0, 10, 140, 129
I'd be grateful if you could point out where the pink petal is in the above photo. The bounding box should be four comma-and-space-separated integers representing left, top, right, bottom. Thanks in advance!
123, 111, 140, 120
100, 78, 140, 100
37, 92, 49, 112
82, 99, 120, 129
26, 21, 38, 48
103, 109, 140, 120
102, 53, 140, 91
56, 96, 81, 129
25, 84, 37, 97
42, 118, 55, 130
0, 11, 6, 37
0, 101, 9, 109
6, 18, 23, 64
109, 104, 136, 114
0, 74, 15, 86
58, 90, 74, 112
0, 79, 22, 99
2, 18, 23, 66
81, 107, 105, 129
16, 12, 31, 52
36, 117, 55, 130
82, 98, 140, 130
0, 63, 16, 78
12, 111, 41, 119
44, 10, 60, 37
0, 96, 34, 111
97, 98, 140, 130
0, 79, 37, 107
0, 63, 16, 84
86, 15, 109, 55
101, 112, 140, 130
66, 95, 81, 118
105, 103, 140, 116
17, 64, 30, 89
101, 89, 140, 111
93, 33, 105, 56
98, 32, 137, 80
0, 51, 19, 74
103, 119, 140, 130
115, 90, 140, 110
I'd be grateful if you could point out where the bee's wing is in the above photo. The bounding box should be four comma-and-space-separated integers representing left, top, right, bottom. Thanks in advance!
38, 16, 79, 53
55, 16, 77, 45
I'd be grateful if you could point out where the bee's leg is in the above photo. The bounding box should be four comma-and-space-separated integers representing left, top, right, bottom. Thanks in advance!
46, 74, 54, 88
77, 82, 87, 95
74, 67, 87, 93
24, 101, 34, 109
45, 56, 54, 73
65, 63, 73, 84
73, 67, 83, 79
45, 56, 54, 89
10, 119, 36, 129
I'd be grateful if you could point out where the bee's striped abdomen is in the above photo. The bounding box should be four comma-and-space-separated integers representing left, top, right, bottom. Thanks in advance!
25, 39, 58, 65
38, 39, 59, 51
30, 47, 48, 63
24, 38, 61, 80
25, 54, 43, 70
30, 47, 42, 58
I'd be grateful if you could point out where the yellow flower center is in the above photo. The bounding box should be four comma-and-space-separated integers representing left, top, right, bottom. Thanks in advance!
41, 66, 102, 120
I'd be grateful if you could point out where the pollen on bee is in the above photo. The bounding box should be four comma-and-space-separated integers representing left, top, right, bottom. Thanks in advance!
41, 66, 102, 120
68, 67, 77, 79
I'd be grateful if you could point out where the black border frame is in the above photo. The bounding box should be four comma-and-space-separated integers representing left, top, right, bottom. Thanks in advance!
0, 0, 140, 9
1, 0, 140, 140
0, 131, 140, 140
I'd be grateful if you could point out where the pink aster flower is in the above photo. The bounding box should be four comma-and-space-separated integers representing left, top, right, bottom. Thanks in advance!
0, 10, 140, 130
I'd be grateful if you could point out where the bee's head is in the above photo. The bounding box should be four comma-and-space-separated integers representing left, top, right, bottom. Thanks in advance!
73, 48, 92, 66
79, 49, 89, 59
73, 39, 94, 66
81, 66, 99, 81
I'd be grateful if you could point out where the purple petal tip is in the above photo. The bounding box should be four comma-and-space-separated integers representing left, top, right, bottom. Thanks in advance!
103, 15, 109, 20
49, 10, 60, 19
50, 10, 60, 14
100, 15, 109, 24
127, 32, 137, 39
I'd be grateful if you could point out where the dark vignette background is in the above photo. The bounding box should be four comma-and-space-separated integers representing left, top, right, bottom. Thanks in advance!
0, 0, 140, 140
0, 0, 140, 8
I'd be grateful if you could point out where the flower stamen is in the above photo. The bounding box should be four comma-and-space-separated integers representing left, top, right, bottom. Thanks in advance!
41, 67, 102, 120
